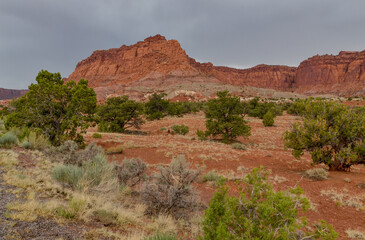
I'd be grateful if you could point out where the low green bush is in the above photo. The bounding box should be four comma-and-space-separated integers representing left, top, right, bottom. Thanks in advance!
262, 111, 275, 127
92, 133, 102, 139
52, 153, 119, 193
171, 124, 189, 135
0, 131, 18, 148
22, 141, 32, 149
200, 167, 338, 240
52, 164, 84, 190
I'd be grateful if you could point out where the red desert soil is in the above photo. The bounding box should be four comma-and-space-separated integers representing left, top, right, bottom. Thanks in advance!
85, 113, 365, 239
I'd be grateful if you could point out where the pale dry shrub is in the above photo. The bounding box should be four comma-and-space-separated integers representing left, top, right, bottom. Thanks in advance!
146, 215, 177, 236
231, 143, 246, 150
201, 170, 221, 183
346, 229, 365, 239
321, 189, 365, 210
304, 168, 328, 181
52, 153, 119, 194
115, 158, 147, 187
24, 131, 50, 150
49, 141, 103, 166
141, 155, 200, 219
106, 145, 124, 154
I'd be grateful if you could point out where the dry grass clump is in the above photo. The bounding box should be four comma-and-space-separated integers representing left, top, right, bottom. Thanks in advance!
201, 170, 222, 183
142, 155, 200, 219
52, 153, 119, 194
346, 229, 365, 239
106, 145, 124, 154
269, 175, 288, 184
304, 168, 329, 181
0, 150, 19, 169
231, 142, 246, 150
22, 131, 50, 150
321, 189, 365, 210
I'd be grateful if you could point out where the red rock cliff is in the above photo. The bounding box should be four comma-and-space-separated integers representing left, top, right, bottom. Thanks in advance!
68, 34, 365, 98
68, 35, 298, 98
294, 51, 365, 95
0, 88, 27, 100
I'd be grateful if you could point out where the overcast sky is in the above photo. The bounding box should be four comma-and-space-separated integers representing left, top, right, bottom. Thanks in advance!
1, 0, 365, 89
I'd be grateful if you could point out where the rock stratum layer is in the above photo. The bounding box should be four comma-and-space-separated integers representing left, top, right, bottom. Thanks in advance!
68, 35, 365, 99
0, 88, 27, 100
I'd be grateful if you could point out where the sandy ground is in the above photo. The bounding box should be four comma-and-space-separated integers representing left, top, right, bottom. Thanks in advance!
85, 112, 365, 239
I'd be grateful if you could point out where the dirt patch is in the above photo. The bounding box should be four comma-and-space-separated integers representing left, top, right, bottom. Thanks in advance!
86, 112, 365, 239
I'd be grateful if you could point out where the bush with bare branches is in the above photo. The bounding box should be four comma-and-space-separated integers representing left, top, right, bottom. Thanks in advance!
141, 155, 200, 219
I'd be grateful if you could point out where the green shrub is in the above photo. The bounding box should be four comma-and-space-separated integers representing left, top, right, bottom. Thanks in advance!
52, 164, 84, 190
200, 167, 338, 240
231, 143, 246, 150
142, 155, 200, 219
81, 154, 117, 189
262, 111, 275, 127
22, 141, 32, 149
144, 232, 179, 240
92, 133, 102, 139
0, 120, 4, 131
52, 153, 118, 193
56, 197, 87, 219
171, 124, 189, 135
243, 97, 281, 119
5, 70, 96, 146
196, 130, 207, 141
0, 131, 18, 148
145, 93, 170, 120
201, 91, 250, 143
97, 96, 144, 133
304, 168, 329, 181
284, 99, 365, 171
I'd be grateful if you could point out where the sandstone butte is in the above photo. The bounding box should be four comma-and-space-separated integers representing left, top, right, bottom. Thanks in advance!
65, 34, 364, 100
0, 88, 27, 101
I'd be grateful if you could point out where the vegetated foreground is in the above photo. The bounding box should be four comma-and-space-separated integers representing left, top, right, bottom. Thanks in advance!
84, 112, 365, 239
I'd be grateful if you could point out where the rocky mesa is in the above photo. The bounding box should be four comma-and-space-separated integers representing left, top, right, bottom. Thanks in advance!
68, 34, 365, 99
0, 88, 27, 100
294, 51, 365, 96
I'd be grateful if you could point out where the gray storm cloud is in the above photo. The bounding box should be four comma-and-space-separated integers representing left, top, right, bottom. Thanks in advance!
1, 0, 365, 89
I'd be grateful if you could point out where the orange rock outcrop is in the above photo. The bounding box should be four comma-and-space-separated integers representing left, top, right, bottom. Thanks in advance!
294, 51, 365, 95
68, 34, 365, 98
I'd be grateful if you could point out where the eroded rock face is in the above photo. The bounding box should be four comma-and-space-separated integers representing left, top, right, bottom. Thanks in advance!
68, 35, 299, 99
68, 34, 365, 99
0, 88, 27, 100
294, 51, 365, 96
